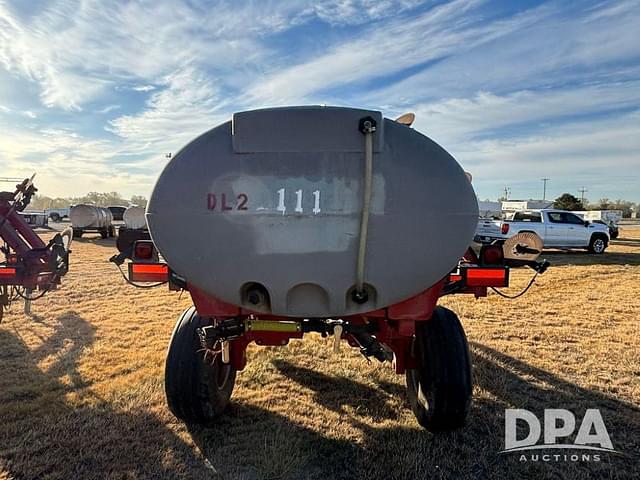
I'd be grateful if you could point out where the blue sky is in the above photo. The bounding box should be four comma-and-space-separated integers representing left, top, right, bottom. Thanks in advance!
0, 0, 638, 203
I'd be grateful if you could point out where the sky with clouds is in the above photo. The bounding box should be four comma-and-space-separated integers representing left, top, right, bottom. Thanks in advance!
0, 0, 638, 203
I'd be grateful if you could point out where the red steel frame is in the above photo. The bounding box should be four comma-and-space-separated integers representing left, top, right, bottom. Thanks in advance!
0, 201, 59, 290
181, 247, 501, 374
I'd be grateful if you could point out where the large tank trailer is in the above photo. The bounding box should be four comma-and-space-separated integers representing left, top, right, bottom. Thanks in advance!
115, 106, 548, 431
70, 204, 115, 239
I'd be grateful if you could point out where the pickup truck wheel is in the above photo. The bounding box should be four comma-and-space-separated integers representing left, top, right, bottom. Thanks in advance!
165, 307, 236, 424
588, 235, 608, 254
49, 213, 61, 222
406, 306, 472, 432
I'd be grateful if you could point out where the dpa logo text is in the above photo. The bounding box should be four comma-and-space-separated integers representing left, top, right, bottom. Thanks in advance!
502, 409, 617, 462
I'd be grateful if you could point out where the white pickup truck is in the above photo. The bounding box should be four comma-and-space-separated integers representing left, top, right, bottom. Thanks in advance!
475, 209, 610, 253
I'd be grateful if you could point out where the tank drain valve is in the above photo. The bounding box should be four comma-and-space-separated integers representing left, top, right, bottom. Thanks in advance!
333, 324, 343, 353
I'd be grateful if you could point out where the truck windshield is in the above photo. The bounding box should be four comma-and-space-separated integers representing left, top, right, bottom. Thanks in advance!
512, 212, 541, 222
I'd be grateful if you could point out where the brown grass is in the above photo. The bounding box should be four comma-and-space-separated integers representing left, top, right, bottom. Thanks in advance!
1, 227, 639, 479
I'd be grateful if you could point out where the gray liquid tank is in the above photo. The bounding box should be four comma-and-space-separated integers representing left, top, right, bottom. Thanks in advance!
147, 106, 478, 317
70, 204, 113, 229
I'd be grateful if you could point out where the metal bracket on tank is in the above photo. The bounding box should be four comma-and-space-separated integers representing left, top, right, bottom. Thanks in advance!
353, 116, 377, 304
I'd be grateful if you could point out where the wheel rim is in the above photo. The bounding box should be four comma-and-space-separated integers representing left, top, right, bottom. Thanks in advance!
594, 239, 605, 252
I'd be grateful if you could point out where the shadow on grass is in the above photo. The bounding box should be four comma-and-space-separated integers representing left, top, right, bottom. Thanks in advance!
542, 250, 640, 266
0, 313, 215, 480
190, 350, 637, 480
71, 235, 116, 245
611, 237, 640, 248
2, 313, 637, 479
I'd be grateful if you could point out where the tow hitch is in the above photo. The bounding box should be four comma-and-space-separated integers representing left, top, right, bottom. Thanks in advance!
198, 317, 393, 363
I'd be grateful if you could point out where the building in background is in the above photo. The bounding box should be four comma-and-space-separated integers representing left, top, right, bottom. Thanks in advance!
501, 200, 553, 212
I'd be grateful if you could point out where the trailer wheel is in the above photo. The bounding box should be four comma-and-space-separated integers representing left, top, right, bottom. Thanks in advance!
406, 306, 472, 432
165, 307, 236, 424
99, 229, 108, 239
72, 229, 83, 239
588, 234, 607, 254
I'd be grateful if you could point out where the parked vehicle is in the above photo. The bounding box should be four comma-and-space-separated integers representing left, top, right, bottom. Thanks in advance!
18, 210, 48, 228
108, 205, 127, 221
475, 209, 610, 253
592, 219, 619, 239
45, 207, 70, 222
574, 211, 620, 239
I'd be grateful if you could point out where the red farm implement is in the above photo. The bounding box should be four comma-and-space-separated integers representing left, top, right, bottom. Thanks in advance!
0, 177, 71, 320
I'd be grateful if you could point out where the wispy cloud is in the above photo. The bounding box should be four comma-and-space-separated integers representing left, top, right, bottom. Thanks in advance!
131, 85, 156, 92
0, 0, 638, 200
95, 104, 121, 114
107, 65, 229, 164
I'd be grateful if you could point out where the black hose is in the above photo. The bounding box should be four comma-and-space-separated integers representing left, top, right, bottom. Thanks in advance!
116, 263, 167, 289
490, 273, 538, 299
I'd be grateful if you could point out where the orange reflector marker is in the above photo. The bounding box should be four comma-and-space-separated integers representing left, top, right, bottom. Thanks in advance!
448, 274, 462, 282
129, 263, 169, 283
464, 267, 509, 287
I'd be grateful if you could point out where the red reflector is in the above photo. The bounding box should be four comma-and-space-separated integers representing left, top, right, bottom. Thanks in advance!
0, 267, 17, 276
480, 245, 504, 265
449, 274, 462, 282
501, 223, 510, 235
134, 242, 154, 260
464, 267, 509, 287
129, 263, 168, 282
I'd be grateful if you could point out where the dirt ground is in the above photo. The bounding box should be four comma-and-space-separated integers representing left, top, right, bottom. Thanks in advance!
1, 226, 638, 479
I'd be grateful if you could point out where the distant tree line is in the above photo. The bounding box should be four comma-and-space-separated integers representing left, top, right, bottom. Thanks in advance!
552, 193, 637, 217
29, 192, 148, 210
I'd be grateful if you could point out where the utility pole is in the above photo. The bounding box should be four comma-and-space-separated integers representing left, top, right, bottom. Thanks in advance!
503, 186, 511, 200
578, 187, 587, 205
541, 178, 550, 200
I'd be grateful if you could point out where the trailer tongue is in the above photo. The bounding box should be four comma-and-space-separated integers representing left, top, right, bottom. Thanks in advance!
113, 106, 548, 432
0, 176, 72, 319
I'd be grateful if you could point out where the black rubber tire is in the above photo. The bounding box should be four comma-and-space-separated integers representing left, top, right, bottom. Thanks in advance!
588, 234, 608, 254
99, 229, 108, 239
72, 229, 83, 239
406, 306, 472, 432
50, 213, 61, 222
165, 307, 236, 424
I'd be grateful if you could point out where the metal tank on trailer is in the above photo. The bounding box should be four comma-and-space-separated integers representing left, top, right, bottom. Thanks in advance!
146, 106, 479, 317
115, 206, 153, 259
112, 106, 549, 432
70, 204, 115, 239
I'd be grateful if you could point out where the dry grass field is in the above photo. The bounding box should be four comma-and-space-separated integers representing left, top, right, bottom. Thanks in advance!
1, 227, 639, 479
